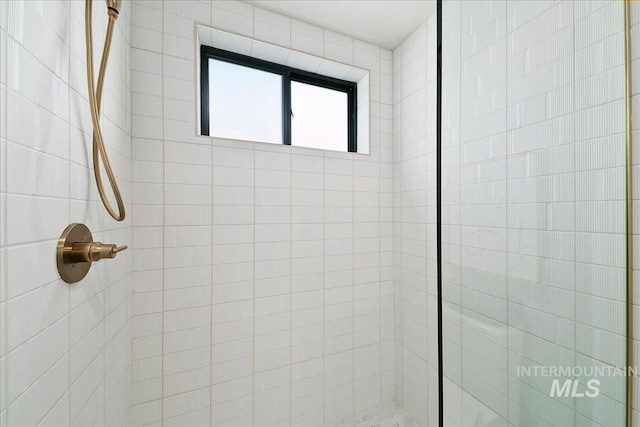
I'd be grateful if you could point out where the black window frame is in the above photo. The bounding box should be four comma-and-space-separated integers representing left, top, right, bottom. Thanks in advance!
200, 45, 358, 153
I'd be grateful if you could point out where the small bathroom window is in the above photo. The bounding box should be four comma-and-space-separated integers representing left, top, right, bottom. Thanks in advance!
200, 46, 357, 153
207, 59, 283, 144
291, 80, 350, 152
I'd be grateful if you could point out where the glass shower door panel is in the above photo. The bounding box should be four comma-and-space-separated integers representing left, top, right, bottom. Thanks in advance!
441, 1, 627, 426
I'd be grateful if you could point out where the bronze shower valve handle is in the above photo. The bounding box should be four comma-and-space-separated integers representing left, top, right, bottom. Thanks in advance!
57, 223, 128, 283
70, 241, 128, 263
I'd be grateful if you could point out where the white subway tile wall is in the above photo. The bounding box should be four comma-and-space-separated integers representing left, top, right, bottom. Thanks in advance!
441, 1, 628, 426
0, 1, 133, 426
129, 1, 393, 425
392, 17, 438, 427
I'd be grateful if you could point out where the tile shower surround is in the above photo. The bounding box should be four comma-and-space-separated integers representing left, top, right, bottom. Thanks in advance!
3, 1, 640, 427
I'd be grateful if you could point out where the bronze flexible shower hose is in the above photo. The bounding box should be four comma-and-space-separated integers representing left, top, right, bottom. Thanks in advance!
85, 0, 126, 221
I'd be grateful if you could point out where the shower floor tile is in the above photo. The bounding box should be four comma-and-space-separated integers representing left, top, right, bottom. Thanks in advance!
325, 402, 420, 427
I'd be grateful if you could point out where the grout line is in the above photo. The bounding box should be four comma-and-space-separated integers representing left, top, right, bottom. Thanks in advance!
160, 0, 165, 423
322, 152, 325, 425
572, 2, 577, 426
252, 144, 256, 427
67, 3, 72, 425
352, 153, 356, 416
210, 6, 216, 424
399, 43, 404, 408
379, 70, 383, 407
292, 8, 294, 427
503, 2, 510, 425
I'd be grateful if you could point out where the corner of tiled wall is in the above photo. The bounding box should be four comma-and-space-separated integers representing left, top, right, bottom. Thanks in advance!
392, 18, 438, 427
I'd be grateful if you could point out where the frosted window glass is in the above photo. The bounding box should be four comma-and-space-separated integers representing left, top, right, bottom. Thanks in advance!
209, 58, 282, 144
291, 81, 348, 152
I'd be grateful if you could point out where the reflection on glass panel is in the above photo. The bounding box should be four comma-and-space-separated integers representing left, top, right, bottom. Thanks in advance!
209, 58, 282, 144
291, 81, 348, 152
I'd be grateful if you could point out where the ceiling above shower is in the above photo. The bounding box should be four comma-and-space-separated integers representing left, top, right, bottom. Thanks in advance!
245, 0, 436, 50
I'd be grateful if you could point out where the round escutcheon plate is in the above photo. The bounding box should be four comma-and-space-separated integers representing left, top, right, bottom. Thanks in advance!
57, 223, 93, 284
